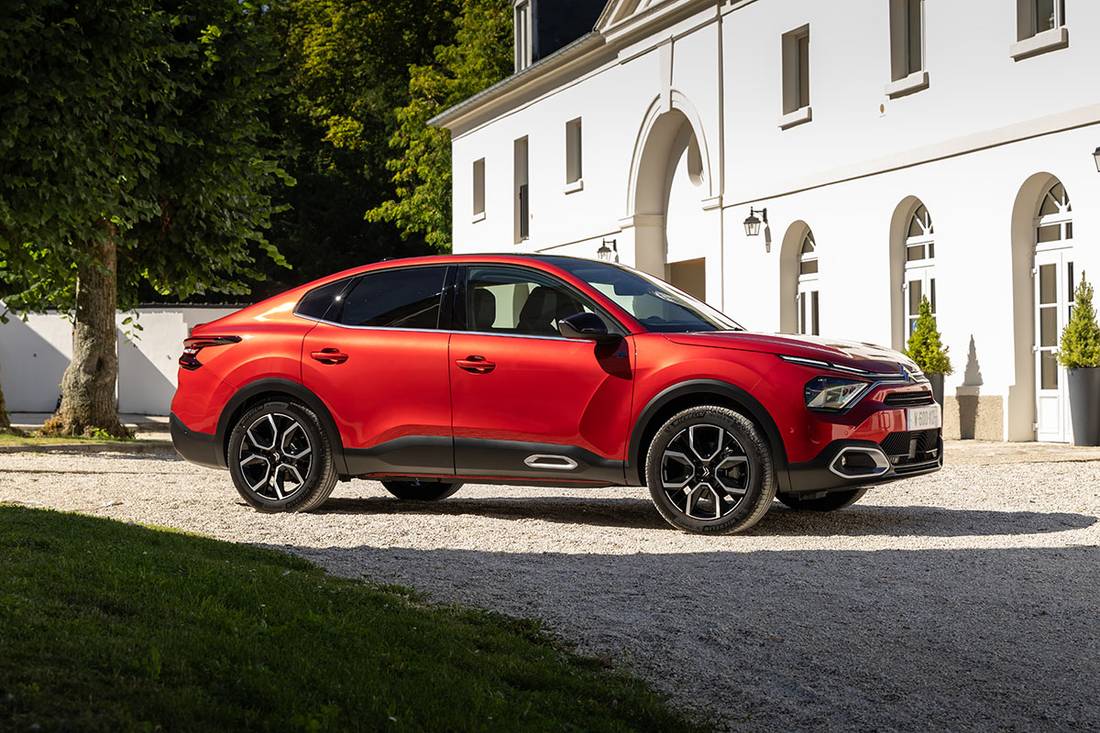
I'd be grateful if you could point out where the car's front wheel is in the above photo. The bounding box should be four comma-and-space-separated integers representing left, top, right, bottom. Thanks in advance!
228, 400, 338, 513
382, 480, 463, 501
777, 488, 867, 511
645, 406, 776, 534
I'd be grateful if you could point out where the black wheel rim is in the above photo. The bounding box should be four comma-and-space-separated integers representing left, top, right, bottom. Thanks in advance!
660, 423, 751, 521
238, 413, 313, 501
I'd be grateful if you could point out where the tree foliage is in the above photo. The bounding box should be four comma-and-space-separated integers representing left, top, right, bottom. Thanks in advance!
0, 0, 289, 308
252, 0, 456, 297
368, 0, 513, 250
1058, 275, 1100, 369
906, 297, 953, 376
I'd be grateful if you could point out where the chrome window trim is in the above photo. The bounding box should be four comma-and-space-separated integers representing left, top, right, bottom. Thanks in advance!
295, 313, 589, 343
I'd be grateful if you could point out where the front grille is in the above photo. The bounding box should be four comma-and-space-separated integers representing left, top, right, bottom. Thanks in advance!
880, 429, 941, 467
884, 390, 935, 407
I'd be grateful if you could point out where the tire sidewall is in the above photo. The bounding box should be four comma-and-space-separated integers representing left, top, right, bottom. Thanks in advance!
228, 401, 332, 512
645, 406, 776, 534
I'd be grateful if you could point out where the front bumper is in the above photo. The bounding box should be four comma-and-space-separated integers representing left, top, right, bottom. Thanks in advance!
785, 429, 943, 494
169, 413, 224, 469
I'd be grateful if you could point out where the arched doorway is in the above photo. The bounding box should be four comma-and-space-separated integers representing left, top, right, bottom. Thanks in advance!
779, 221, 817, 334
1033, 179, 1074, 442
627, 95, 715, 303
1010, 173, 1075, 442
889, 197, 937, 350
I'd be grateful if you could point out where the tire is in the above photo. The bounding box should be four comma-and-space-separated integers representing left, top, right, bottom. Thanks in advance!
777, 488, 868, 512
645, 405, 776, 534
228, 400, 338, 513
382, 480, 463, 501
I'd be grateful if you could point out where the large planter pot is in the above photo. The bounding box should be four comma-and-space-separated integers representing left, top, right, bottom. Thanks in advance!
927, 373, 945, 410
1067, 367, 1100, 447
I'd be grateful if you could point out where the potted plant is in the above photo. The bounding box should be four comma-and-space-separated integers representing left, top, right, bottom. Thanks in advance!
1058, 275, 1100, 446
905, 296, 953, 408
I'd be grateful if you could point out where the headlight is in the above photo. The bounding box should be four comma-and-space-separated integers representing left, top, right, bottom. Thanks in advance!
804, 377, 869, 411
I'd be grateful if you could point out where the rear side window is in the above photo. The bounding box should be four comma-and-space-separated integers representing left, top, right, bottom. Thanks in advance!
337, 266, 448, 329
295, 278, 351, 321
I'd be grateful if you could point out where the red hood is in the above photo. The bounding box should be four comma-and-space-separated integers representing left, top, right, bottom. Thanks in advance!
664, 331, 919, 376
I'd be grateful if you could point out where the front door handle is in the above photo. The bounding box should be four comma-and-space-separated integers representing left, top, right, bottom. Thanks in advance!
310, 347, 349, 365
455, 355, 495, 374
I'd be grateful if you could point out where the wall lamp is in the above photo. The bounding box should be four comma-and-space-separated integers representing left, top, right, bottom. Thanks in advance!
597, 238, 619, 263
1094, 146, 1100, 173
743, 207, 768, 237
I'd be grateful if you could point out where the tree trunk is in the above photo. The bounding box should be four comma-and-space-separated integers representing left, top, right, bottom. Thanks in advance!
41, 232, 129, 438
0, 378, 10, 432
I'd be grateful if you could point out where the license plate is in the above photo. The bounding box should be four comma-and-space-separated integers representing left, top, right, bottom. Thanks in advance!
907, 404, 942, 430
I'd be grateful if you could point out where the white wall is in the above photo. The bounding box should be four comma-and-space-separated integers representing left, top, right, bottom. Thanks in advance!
0, 306, 236, 415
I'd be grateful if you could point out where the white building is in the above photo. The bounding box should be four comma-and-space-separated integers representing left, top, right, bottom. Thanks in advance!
432, 0, 1100, 443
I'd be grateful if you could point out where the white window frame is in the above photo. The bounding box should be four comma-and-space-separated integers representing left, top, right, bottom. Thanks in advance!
514, 0, 533, 72
565, 117, 583, 192
472, 158, 486, 222
779, 26, 812, 129
1011, 0, 1068, 60
903, 204, 936, 338
886, 0, 929, 98
796, 230, 820, 336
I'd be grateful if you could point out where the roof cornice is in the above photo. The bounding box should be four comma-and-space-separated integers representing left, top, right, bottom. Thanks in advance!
430, 0, 720, 133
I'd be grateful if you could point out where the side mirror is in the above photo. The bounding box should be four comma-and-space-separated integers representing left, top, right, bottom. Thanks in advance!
558, 312, 620, 343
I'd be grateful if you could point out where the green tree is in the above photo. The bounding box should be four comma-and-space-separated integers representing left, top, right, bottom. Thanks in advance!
0, 0, 288, 436
252, 0, 455, 297
906, 296, 953, 376
368, 0, 513, 250
1058, 275, 1100, 369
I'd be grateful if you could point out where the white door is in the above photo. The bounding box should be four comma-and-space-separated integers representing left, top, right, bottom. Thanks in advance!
1034, 249, 1074, 442
797, 283, 819, 336
903, 265, 936, 339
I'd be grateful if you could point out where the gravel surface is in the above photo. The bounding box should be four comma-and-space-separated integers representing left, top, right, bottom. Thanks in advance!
2, 447, 1099, 731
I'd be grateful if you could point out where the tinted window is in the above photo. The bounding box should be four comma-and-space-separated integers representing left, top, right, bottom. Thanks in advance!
296, 279, 351, 320
337, 267, 448, 329
466, 267, 594, 337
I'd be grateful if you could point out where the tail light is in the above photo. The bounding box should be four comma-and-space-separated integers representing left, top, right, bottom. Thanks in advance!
179, 336, 241, 370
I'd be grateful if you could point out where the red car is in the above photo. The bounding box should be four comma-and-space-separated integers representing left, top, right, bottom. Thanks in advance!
170, 255, 942, 534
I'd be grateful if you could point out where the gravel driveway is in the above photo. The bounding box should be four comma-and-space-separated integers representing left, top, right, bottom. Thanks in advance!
3, 446, 1099, 731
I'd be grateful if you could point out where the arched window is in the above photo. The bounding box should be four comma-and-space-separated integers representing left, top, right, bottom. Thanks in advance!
1033, 179, 1074, 442
797, 229, 819, 335
904, 203, 935, 336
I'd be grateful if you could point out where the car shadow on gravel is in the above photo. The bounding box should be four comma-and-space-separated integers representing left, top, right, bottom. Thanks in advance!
316, 496, 1095, 537
285, 542, 1100, 732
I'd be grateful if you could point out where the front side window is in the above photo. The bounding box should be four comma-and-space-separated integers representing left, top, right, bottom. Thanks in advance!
337, 266, 448, 329
466, 267, 595, 337
548, 259, 742, 334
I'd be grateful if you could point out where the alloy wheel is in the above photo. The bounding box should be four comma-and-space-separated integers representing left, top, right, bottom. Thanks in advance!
660, 423, 752, 521
237, 412, 314, 501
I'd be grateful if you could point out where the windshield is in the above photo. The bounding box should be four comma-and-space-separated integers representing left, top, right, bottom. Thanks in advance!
548, 258, 743, 333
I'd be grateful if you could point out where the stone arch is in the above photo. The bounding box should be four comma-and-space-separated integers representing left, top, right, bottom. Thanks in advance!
622, 92, 716, 299
779, 220, 812, 334
1008, 171, 1066, 441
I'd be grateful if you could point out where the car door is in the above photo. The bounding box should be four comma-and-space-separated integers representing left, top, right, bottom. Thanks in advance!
449, 264, 634, 484
301, 265, 455, 477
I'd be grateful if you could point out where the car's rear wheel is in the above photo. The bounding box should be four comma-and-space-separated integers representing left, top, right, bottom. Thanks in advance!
382, 480, 463, 501
776, 488, 868, 511
228, 400, 338, 513
645, 405, 776, 534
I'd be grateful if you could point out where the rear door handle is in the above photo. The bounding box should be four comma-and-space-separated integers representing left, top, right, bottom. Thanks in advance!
455, 355, 495, 374
310, 347, 349, 365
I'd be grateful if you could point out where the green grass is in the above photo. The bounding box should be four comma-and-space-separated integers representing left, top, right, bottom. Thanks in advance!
0, 432, 133, 447
0, 506, 703, 732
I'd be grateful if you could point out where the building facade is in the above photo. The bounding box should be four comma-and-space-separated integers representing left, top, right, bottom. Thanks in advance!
432, 0, 1100, 443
